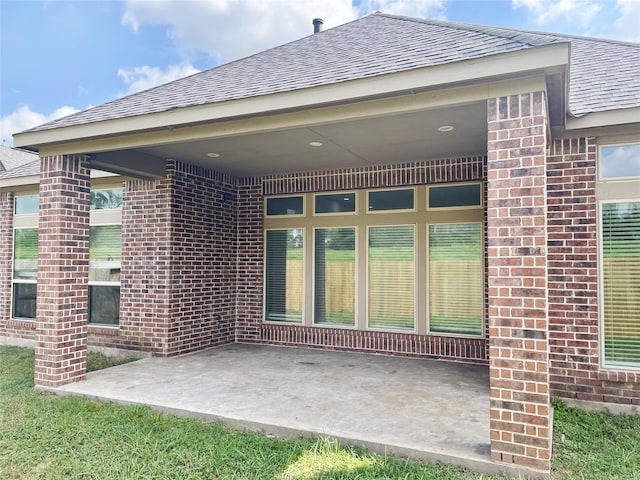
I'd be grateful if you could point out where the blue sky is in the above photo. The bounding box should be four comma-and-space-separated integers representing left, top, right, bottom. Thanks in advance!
1, 0, 638, 145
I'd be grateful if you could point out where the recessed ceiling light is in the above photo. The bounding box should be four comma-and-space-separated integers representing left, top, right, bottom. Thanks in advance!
308, 141, 323, 147
207, 152, 221, 158
438, 125, 455, 132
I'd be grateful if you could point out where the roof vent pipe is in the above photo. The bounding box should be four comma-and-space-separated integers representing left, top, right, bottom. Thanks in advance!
313, 18, 323, 33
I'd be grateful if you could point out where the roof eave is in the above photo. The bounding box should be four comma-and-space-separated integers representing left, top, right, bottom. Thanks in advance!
13, 43, 570, 151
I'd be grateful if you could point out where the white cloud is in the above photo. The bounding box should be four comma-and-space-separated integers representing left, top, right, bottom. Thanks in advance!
357, 0, 448, 18
1, 105, 80, 146
117, 63, 201, 95
122, 0, 358, 63
611, 0, 640, 43
512, 0, 602, 28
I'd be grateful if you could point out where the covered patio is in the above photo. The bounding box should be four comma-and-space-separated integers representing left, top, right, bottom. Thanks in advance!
53, 344, 499, 474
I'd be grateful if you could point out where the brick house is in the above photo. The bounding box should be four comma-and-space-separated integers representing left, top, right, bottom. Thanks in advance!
2, 13, 639, 475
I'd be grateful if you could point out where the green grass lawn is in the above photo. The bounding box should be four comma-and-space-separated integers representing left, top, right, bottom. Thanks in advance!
2, 346, 640, 479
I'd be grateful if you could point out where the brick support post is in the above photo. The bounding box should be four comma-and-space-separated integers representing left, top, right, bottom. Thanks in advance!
487, 93, 551, 473
0, 191, 14, 324
35, 155, 90, 388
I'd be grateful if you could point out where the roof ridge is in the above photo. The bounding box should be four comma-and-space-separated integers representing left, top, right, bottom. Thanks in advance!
372, 11, 639, 48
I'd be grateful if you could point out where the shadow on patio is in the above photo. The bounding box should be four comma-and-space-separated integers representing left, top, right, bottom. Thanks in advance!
55, 344, 493, 473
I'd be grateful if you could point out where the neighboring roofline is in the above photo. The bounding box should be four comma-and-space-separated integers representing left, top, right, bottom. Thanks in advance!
14, 43, 569, 151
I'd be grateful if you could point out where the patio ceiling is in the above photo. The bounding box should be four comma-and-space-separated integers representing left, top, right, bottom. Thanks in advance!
92, 101, 488, 178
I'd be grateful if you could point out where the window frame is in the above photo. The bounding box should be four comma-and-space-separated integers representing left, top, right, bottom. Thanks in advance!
598, 142, 640, 182
313, 191, 357, 216
598, 197, 640, 370
263, 227, 306, 325
427, 182, 483, 210
11, 194, 39, 321
426, 220, 484, 337
312, 225, 358, 328
264, 195, 306, 218
366, 223, 417, 332
366, 187, 416, 214
263, 185, 484, 337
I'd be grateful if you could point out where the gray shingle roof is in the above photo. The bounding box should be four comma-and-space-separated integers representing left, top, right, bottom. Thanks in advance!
0, 145, 39, 172
23, 13, 640, 134
0, 158, 39, 179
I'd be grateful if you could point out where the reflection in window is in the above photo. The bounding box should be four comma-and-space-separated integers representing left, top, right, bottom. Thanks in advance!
265, 229, 304, 322
600, 144, 640, 179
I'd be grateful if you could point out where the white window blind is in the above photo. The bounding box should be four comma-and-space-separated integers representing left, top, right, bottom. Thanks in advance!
368, 225, 414, 330
429, 223, 483, 335
265, 229, 303, 322
602, 202, 640, 366
314, 228, 356, 326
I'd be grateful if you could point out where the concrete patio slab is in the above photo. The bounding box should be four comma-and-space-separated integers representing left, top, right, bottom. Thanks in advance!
54, 344, 495, 474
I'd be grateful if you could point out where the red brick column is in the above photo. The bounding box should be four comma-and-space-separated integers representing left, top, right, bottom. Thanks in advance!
35, 155, 90, 387
487, 93, 551, 473
0, 191, 14, 324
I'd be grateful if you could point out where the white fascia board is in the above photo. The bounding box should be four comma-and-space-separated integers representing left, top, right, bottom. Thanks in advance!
14, 43, 569, 151
566, 107, 640, 131
0, 174, 39, 188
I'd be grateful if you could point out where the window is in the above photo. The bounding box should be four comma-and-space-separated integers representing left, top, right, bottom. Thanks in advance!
14, 195, 39, 215
428, 183, 482, 209
368, 225, 415, 330
368, 188, 414, 212
263, 184, 483, 336
12, 227, 38, 319
600, 144, 640, 180
315, 193, 356, 214
598, 141, 640, 369
265, 229, 304, 322
90, 188, 122, 210
266, 196, 304, 216
429, 223, 483, 335
601, 201, 640, 367
314, 228, 356, 326
89, 225, 121, 325
89, 187, 122, 326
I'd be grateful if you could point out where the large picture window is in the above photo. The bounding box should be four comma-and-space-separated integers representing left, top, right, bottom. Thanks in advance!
89, 224, 122, 325
314, 228, 356, 326
265, 229, 304, 323
12, 227, 38, 319
263, 184, 483, 336
368, 225, 415, 330
601, 201, 640, 367
429, 223, 483, 335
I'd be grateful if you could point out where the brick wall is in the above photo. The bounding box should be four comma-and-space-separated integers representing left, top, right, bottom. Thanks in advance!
486, 93, 551, 472
235, 180, 264, 342
91, 160, 237, 355
236, 156, 489, 363
35, 155, 90, 387
547, 137, 640, 406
